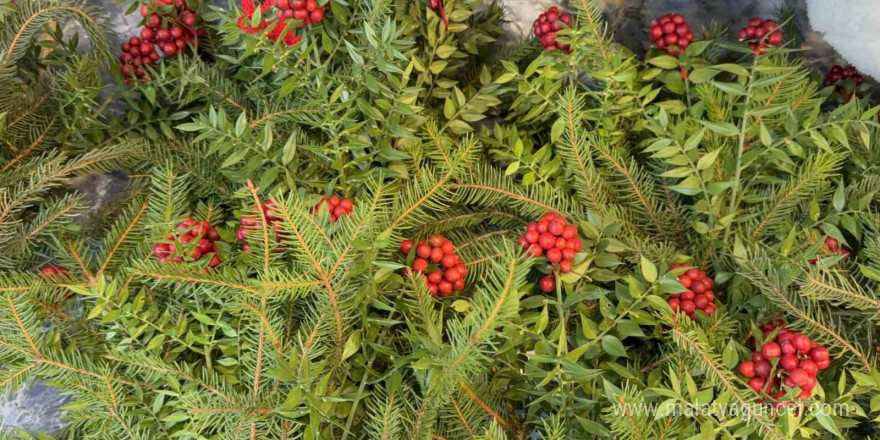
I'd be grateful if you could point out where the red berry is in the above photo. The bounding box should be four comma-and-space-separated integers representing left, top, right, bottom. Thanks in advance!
438, 281, 453, 296
197, 239, 213, 254
662, 22, 676, 33
748, 18, 762, 27
454, 264, 467, 277
752, 352, 764, 362
749, 377, 765, 393
737, 29, 748, 40
792, 334, 812, 353
548, 221, 565, 236
761, 342, 781, 359
141, 28, 155, 41
566, 238, 582, 252
441, 254, 457, 269
529, 244, 543, 257
182, 13, 196, 26
767, 30, 783, 46
140, 5, 149, 16
739, 361, 756, 378
685, 269, 701, 279
427, 271, 443, 284
426, 234, 443, 247
788, 368, 810, 387
413, 258, 428, 272
539, 275, 555, 292
559, 260, 572, 273
681, 290, 695, 300
809, 346, 829, 362
440, 241, 454, 255
554, 237, 567, 250
680, 300, 696, 313
668, 297, 681, 311
691, 280, 706, 294
430, 247, 444, 262
560, 13, 572, 26
416, 244, 432, 259
824, 237, 840, 252
400, 239, 414, 254
703, 303, 716, 315
693, 294, 709, 309
208, 254, 221, 267
538, 233, 556, 250
780, 341, 796, 356
427, 283, 439, 296
815, 358, 830, 369
703, 291, 715, 302
780, 354, 798, 371
444, 268, 461, 283
546, 248, 562, 263
525, 230, 540, 243
799, 359, 819, 377
536, 220, 549, 233
561, 248, 575, 261
305, 0, 317, 11
755, 360, 771, 377
309, 8, 324, 23
453, 279, 465, 290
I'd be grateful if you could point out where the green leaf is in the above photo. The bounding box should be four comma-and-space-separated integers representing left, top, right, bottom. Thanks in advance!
722, 340, 739, 368
698, 120, 739, 137
654, 399, 677, 419
342, 330, 361, 360
640, 255, 657, 283
235, 112, 247, 137
815, 411, 843, 438
696, 149, 721, 170
833, 180, 845, 211
601, 335, 628, 358
709, 81, 747, 96
505, 161, 520, 176
648, 55, 679, 69
859, 264, 880, 281
688, 68, 719, 84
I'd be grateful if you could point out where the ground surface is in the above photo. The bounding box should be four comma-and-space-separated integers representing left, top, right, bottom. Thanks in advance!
0, 0, 849, 434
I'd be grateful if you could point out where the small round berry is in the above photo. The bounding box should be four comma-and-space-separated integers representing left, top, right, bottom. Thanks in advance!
739, 361, 756, 378
703, 291, 715, 302
428, 234, 444, 247
809, 346, 829, 362
454, 264, 467, 277
529, 244, 543, 257
413, 258, 428, 272
780, 341, 796, 356
427, 271, 443, 284
548, 221, 565, 236
209, 254, 221, 267
748, 377, 765, 393
453, 279, 465, 290
305, 0, 317, 11
566, 238, 582, 252
546, 248, 562, 263
416, 244, 432, 259
662, 22, 676, 33
792, 334, 812, 353
525, 230, 540, 244
444, 268, 461, 283
693, 294, 709, 309
427, 283, 439, 296
680, 300, 696, 313
441, 241, 454, 255
761, 342, 782, 359
788, 368, 810, 387
780, 354, 799, 371
755, 360, 772, 377
400, 239, 414, 254
536, 220, 549, 233
681, 290, 695, 300
561, 248, 575, 261
767, 30, 783, 46
538, 233, 556, 250
430, 247, 444, 262
559, 260, 572, 273
539, 275, 555, 293
703, 303, 717, 315
554, 237, 567, 250
441, 254, 457, 269
668, 297, 681, 311
799, 359, 819, 376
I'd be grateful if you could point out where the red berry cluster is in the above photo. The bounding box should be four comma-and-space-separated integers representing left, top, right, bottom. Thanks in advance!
809, 237, 850, 264
736, 18, 783, 54
518, 212, 582, 274
40, 265, 70, 279
823, 65, 864, 103
532, 7, 573, 52
428, 0, 449, 31
120, 0, 200, 82
649, 13, 693, 55
313, 195, 353, 222
236, 0, 327, 47
236, 200, 284, 253
153, 217, 222, 267
400, 234, 467, 297
738, 321, 830, 401
667, 265, 717, 319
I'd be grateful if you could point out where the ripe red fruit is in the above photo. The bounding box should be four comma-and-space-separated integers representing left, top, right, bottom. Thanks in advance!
703, 303, 716, 315
754, 360, 771, 377
678, 275, 692, 288
546, 248, 562, 263
444, 268, 461, 283
400, 239, 414, 254
748, 377, 765, 393
524, 230, 540, 243
815, 358, 831, 369
453, 279, 465, 290
197, 239, 213, 254
559, 260, 572, 273
209, 254, 221, 267
539, 274, 555, 293
680, 300, 696, 314
788, 368, 810, 387
416, 244, 432, 259
427, 284, 439, 296
529, 244, 543, 257
427, 271, 443, 284
438, 281, 453, 296
780, 354, 799, 371
691, 280, 706, 294
780, 341, 796, 356
440, 240, 454, 255
799, 359, 819, 377
430, 247, 444, 262
309, 8, 324, 23
538, 233, 556, 250
454, 264, 467, 277
668, 297, 681, 311
761, 342, 782, 359
441, 255, 457, 268
412, 258, 428, 272
738, 361, 756, 378
693, 294, 709, 309
809, 346, 830, 362
680, 290, 695, 300
792, 334, 812, 353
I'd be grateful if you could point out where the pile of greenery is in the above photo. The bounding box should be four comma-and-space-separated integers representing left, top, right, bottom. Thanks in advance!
1, 0, 879, 439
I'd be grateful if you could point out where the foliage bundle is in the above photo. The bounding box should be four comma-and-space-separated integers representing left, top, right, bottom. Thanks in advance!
1, 0, 880, 439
